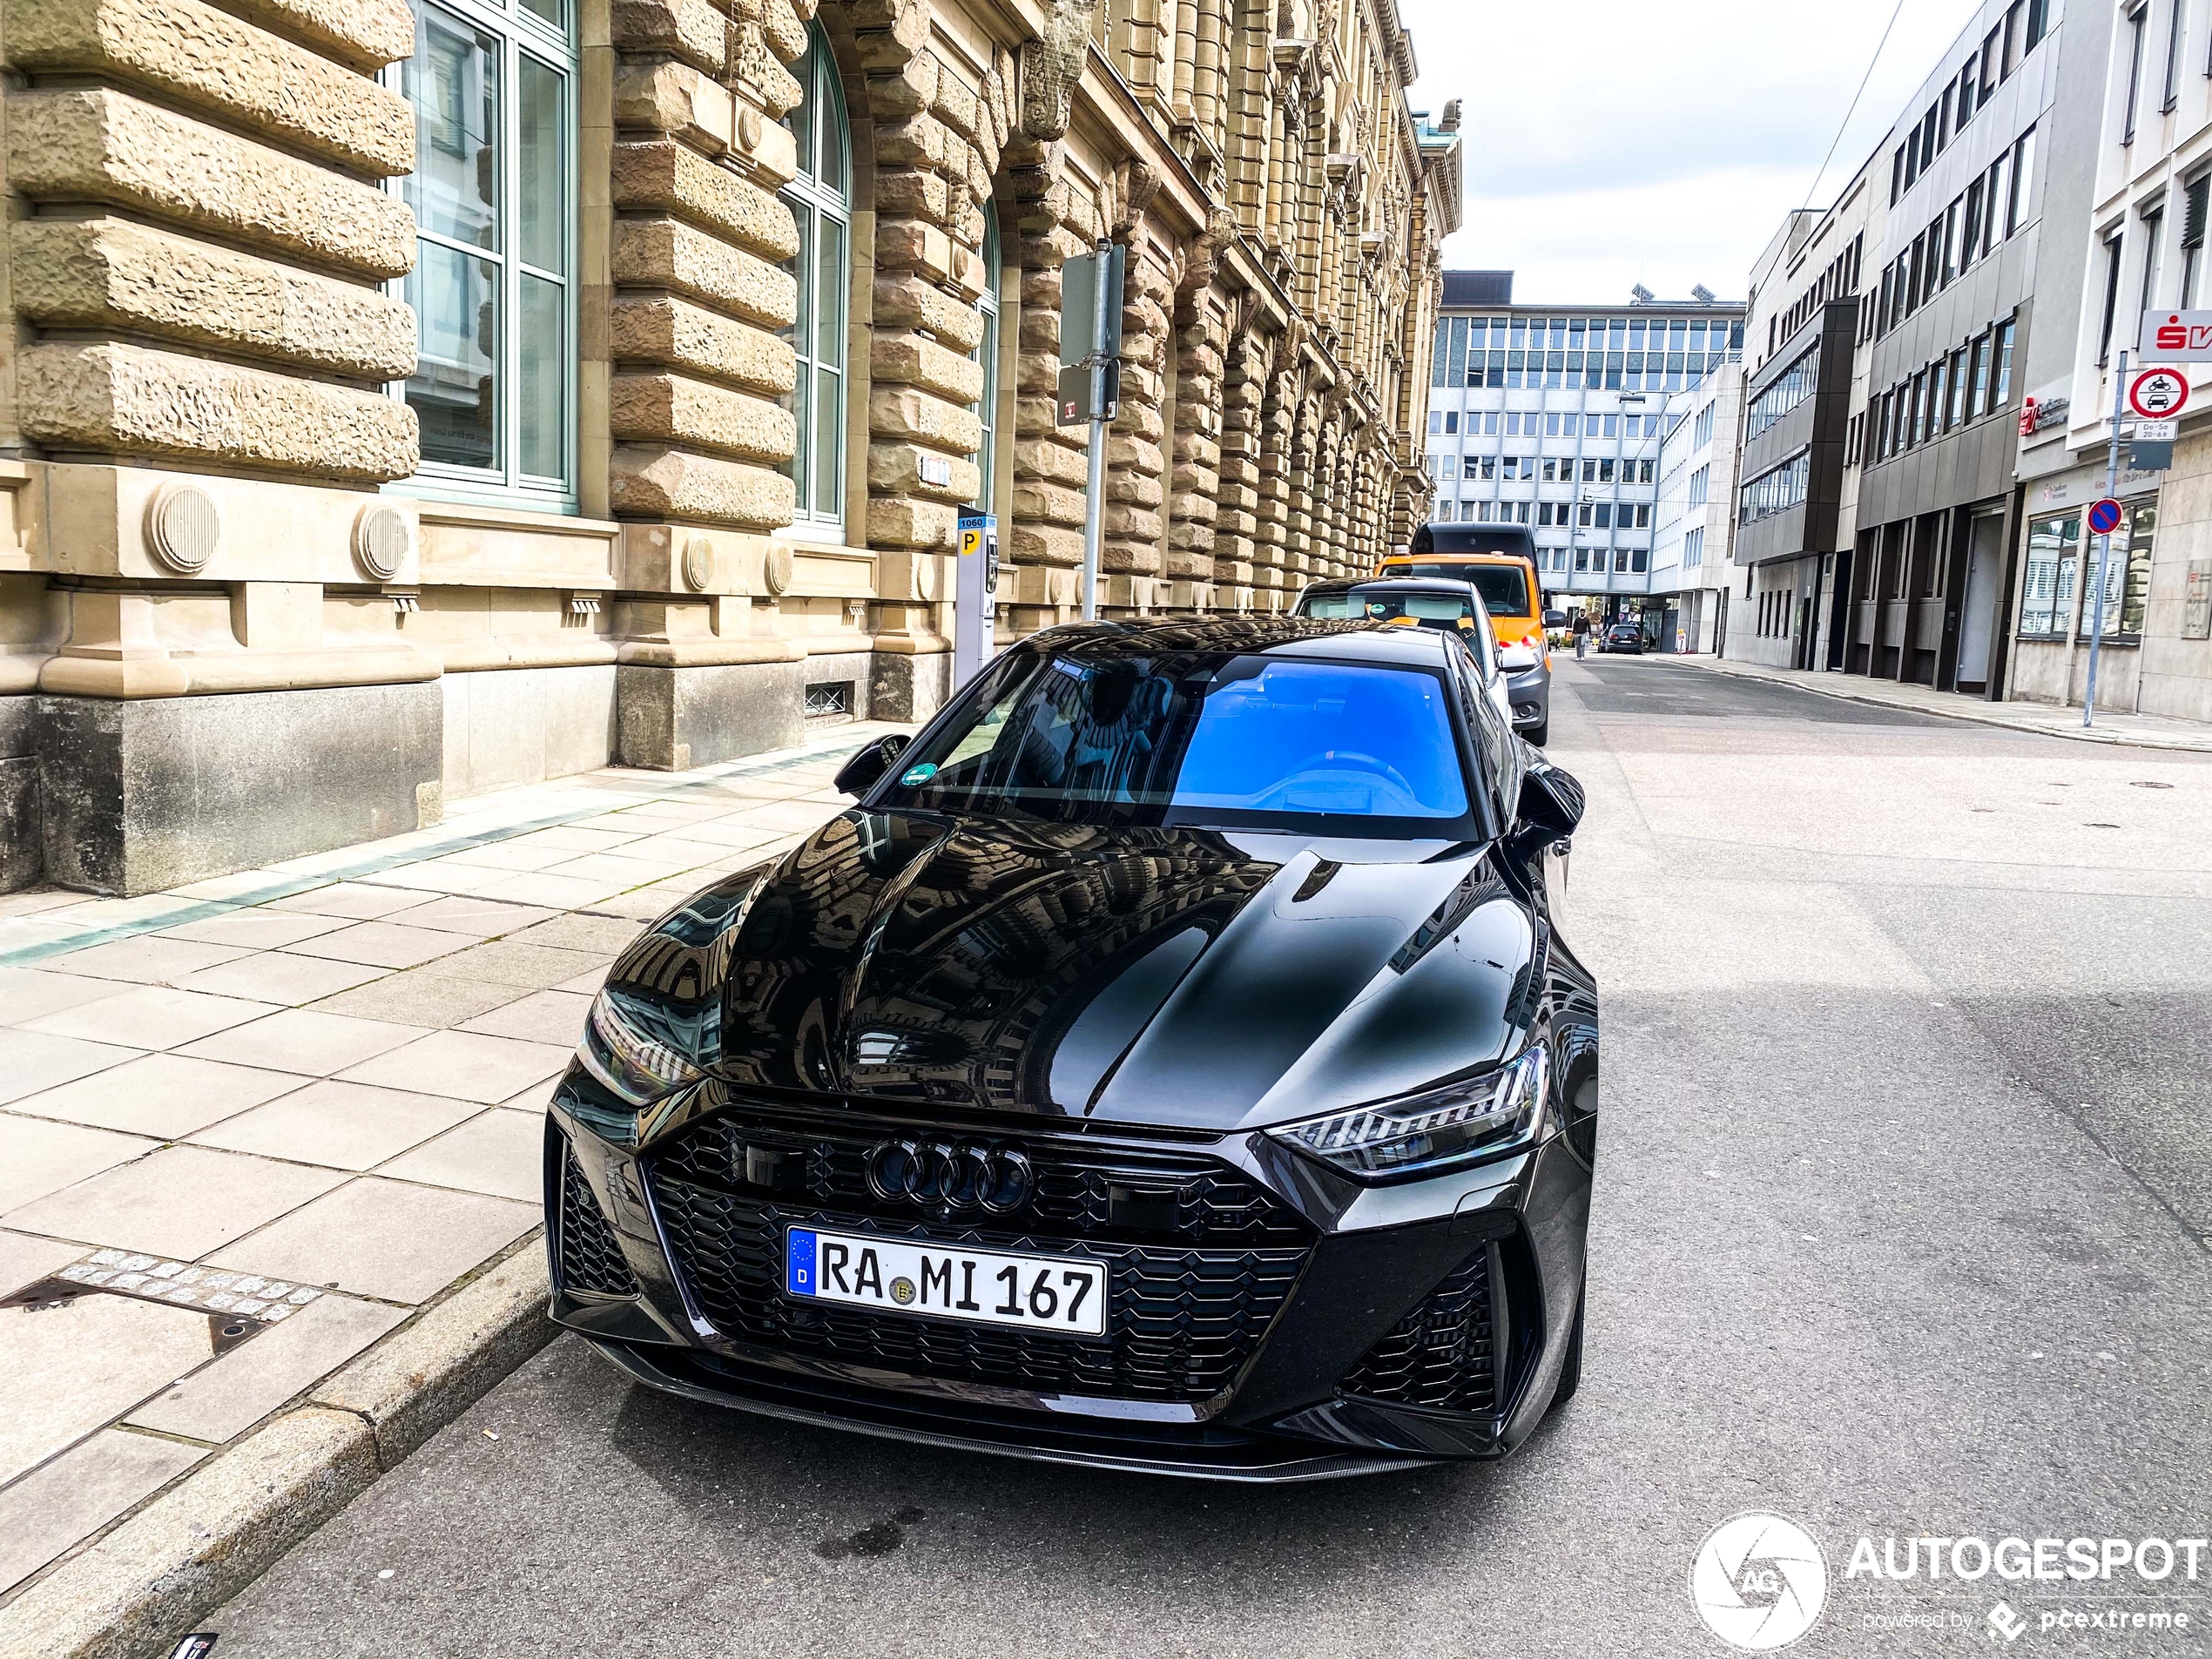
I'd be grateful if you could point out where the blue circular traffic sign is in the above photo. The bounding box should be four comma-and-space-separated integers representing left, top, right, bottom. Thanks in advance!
2087, 496, 2124, 536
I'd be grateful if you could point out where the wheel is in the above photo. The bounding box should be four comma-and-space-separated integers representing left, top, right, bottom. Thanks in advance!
1549, 1271, 1586, 1410
1522, 719, 1548, 747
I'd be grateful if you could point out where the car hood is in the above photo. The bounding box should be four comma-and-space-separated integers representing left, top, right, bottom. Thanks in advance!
610, 810, 1541, 1134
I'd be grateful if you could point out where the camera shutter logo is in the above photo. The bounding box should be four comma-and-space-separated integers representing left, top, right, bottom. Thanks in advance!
1689, 1513, 1828, 1650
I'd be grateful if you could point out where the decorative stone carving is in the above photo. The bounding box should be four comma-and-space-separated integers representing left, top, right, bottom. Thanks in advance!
763, 544, 794, 595
145, 482, 220, 575
683, 534, 718, 591
352, 502, 409, 580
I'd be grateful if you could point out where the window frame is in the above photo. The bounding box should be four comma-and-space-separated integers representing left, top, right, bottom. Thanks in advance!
385, 0, 581, 512
781, 24, 853, 538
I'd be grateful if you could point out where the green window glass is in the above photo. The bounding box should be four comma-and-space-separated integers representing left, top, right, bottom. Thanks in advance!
782, 27, 852, 532
397, 0, 575, 500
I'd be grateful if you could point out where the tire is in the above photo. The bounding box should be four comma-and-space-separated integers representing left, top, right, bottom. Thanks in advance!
1523, 718, 1548, 747
1549, 1272, 1586, 1410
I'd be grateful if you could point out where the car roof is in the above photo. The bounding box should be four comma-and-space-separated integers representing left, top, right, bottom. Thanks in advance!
1024, 615, 1455, 667
1381, 550, 1534, 566
1298, 577, 1484, 597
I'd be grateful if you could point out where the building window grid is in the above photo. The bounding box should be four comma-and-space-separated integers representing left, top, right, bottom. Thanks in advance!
1739, 452, 1811, 524
391, 0, 579, 505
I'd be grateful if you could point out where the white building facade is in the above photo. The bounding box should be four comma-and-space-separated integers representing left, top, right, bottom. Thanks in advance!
1649, 360, 1745, 652
1426, 273, 1745, 610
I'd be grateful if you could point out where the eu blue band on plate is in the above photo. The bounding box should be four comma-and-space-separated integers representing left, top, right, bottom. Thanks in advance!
786, 1228, 817, 1297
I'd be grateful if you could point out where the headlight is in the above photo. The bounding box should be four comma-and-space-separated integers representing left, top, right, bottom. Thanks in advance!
577, 984, 709, 1108
1268, 1045, 1549, 1182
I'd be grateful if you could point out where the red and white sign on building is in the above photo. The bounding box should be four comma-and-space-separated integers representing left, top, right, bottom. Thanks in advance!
2129, 367, 2192, 420
2140, 310, 2212, 361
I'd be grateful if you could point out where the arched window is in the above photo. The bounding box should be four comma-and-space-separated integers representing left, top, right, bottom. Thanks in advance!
973, 203, 1001, 513
782, 26, 850, 532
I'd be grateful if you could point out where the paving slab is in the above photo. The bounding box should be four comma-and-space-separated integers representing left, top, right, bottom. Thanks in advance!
0, 1431, 206, 1595
301, 969, 530, 1029
153, 911, 350, 950
374, 1109, 543, 1203
380, 896, 557, 937
0, 1116, 157, 1213
0, 1292, 213, 1484
336, 1029, 570, 1104
126, 1295, 408, 1446
0, 1233, 89, 1298
282, 921, 476, 971
189, 1079, 483, 1172
24, 986, 280, 1051
42, 937, 251, 985
5, 1054, 311, 1140
427, 939, 610, 993
179, 1008, 428, 1076
208, 1179, 537, 1305
0, 1145, 346, 1259
262, 884, 427, 922
0, 968, 132, 1027
456, 988, 592, 1046
173, 952, 392, 1007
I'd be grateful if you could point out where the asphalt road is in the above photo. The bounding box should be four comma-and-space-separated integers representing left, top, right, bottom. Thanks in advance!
208, 659, 2212, 1659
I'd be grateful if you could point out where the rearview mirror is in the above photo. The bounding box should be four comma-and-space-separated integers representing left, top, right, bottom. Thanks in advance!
833, 734, 910, 797
1517, 759, 1584, 836
1542, 609, 1568, 629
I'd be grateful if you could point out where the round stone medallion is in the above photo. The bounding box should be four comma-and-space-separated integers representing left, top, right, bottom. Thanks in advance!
763, 545, 794, 596
144, 483, 220, 576
353, 503, 412, 582
682, 535, 718, 592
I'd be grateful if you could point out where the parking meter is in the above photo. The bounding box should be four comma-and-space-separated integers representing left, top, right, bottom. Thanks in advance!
954, 511, 1001, 691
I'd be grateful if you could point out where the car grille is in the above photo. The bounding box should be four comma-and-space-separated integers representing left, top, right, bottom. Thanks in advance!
556, 1138, 640, 1297
1337, 1251, 1495, 1414
646, 1108, 1311, 1403
651, 1105, 1308, 1247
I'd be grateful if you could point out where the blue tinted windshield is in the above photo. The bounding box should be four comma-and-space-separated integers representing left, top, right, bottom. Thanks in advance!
880, 648, 1474, 834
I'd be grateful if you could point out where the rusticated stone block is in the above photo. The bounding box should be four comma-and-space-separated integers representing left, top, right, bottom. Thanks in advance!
10, 0, 414, 175
610, 0, 726, 72
871, 334, 983, 403
12, 217, 415, 380
1010, 523, 1083, 568
9, 88, 415, 280
1105, 471, 1162, 508
874, 111, 946, 169
761, 0, 808, 61
612, 219, 798, 331
1012, 481, 1086, 525
1108, 434, 1164, 475
868, 53, 937, 117
613, 61, 734, 153
610, 371, 796, 463
1012, 436, 1087, 486
20, 341, 417, 481
608, 294, 794, 396
611, 140, 798, 263
867, 441, 980, 501
233, 0, 411, 70
868, 386, 982, 453
873, 168, 948, 224
866, 496, 959, 550
932, 69, 979, 139
1100, 535, 1163, 572
610, 444, 795, 529
875, 219, 953, 280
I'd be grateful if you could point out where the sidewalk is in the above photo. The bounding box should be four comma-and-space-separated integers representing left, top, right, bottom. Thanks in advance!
0, 719, 901, 1613
1636, 651, 2212, 752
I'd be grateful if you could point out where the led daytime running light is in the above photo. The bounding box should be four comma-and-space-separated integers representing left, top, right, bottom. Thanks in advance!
1271, 1045, 1549, 1180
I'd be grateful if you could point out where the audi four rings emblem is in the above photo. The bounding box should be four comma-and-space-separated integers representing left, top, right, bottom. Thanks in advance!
867, 1139, 1035, 1213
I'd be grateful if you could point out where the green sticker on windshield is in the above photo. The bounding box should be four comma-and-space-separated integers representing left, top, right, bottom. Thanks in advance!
900, 762, 938, 786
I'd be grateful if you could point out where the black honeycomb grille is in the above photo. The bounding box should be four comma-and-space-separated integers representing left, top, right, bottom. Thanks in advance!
1337, 1251, 1495, 1414
558, 1142, 640, 1297
649, 1176, 1306, 1404
652, 1106, 1306, 1248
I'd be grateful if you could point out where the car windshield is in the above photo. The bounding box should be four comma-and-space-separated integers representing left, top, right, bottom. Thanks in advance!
1297, 590, 1477, 633
1378, 562, 1532, 618
880, 646, 1478, 836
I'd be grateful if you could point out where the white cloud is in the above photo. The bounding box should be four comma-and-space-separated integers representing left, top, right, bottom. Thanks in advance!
1402, 0, 1990, 303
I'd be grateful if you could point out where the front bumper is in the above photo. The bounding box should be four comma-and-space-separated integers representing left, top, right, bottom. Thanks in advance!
1507, 663, 1552, 729
545, 1077, 1595, 1481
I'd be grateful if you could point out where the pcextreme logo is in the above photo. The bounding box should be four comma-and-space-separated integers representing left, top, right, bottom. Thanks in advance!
1690, 1512, 1831, 1650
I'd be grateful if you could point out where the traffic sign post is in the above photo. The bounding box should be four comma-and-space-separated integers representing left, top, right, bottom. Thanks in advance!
2128, 366, 2191, 420
1059, 242, 1125, 623
2084, 351, 2129, 731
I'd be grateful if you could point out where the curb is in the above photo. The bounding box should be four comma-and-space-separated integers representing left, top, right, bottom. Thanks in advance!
0, 1244, 556, 1659
1632, 653, 2212, 753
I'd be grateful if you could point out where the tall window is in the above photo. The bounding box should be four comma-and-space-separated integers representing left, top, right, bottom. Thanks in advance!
2098, 232, 2125, 365
2182, 174, 2209, 307
783, 26, 851, 532
2123, 2, 2148, 145
973, 205, 1001, 514
397, 0, 576, 501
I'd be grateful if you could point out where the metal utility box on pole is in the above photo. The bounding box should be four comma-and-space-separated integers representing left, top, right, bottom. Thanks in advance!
1057, 241, 1124, 622
953, 509, 1000, 691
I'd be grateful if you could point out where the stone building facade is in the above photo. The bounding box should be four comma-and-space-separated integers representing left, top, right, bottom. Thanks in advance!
0, 0, 1459, 894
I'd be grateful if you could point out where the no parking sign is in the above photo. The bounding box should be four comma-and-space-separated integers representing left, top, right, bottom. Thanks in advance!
2087, 496, 2124, 536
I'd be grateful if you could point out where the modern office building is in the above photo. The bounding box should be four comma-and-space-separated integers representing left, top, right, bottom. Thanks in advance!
1426, 274, 1745, 607
1647, 358, 1744, 652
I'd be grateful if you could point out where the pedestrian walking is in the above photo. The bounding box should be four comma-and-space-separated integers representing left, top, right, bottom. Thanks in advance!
1571, 610, 1590, 660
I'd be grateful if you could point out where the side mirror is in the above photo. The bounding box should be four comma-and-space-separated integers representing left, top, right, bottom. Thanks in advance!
1517, 760, 1584, 836
1542, 609, 1568, 629
833, 733, 910, 797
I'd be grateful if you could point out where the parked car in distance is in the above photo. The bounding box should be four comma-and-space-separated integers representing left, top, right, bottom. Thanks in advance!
1373, 523, 1558, 745
543, 617, 1598, 1482
1291, 577, 1513, 731
1597, 622, 1645, 655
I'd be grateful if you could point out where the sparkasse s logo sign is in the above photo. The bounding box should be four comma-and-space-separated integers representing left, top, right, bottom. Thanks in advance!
2141, 310, 2212, 359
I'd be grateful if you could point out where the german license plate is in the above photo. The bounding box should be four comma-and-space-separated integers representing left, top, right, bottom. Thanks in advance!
784, 1227, 1107, 1338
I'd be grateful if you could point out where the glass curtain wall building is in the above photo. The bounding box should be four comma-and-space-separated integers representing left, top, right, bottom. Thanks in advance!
1426, 272, 1745, 609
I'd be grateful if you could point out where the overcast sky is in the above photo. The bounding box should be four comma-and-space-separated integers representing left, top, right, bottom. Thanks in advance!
1398, 0, 1990, 306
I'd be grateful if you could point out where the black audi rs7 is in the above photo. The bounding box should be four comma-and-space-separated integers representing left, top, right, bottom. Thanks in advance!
544, 616, 1597, 1480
